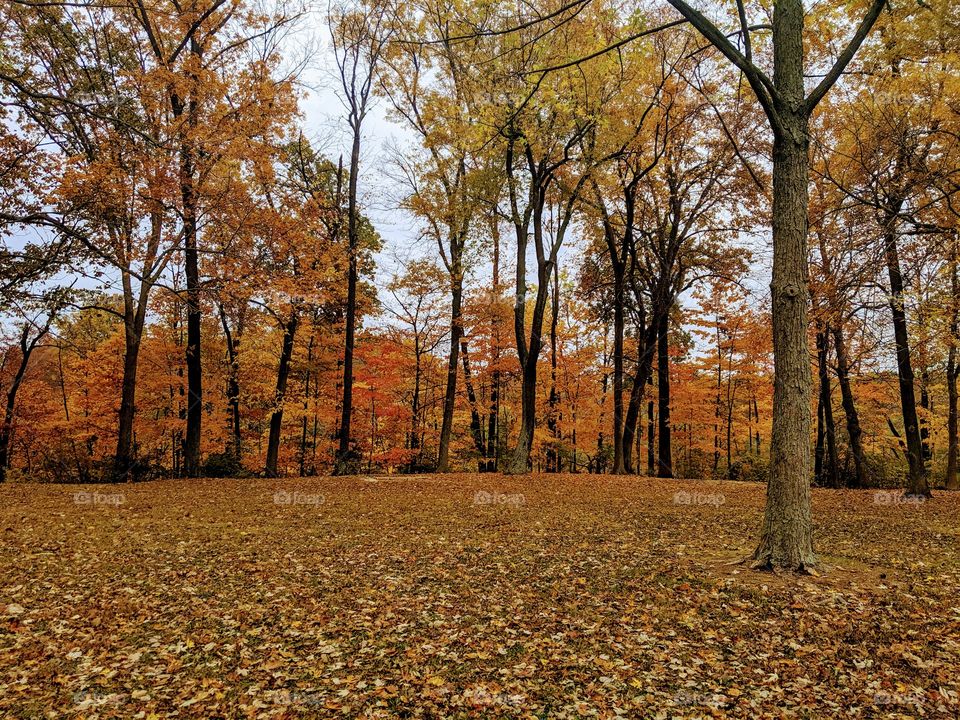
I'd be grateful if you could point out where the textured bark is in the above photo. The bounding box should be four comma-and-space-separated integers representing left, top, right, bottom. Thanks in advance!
646, 399, 655, 477
751, 0, 815, 569
175, 36, 204, 478
460, 338, 487, 460
622, 319, 657, 474
219, 304, 244, 462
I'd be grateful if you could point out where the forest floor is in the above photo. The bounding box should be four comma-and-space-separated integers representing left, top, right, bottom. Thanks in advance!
0, 474, 958, 719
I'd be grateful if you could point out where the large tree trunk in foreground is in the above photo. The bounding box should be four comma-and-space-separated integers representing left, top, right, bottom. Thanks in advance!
115, 328, 142, 478
751, 107, 815, 570
623, 320, 657, 474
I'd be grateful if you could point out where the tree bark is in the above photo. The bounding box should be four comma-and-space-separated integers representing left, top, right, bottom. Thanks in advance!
815, 327, 839, 487
882, 208, 930, 496
751, 19, 816, 569
436, 277, 462, 471
265, 313, 298, 478
946, 237, 959, 490
831, 324, 868, 488
656, 306, 673, 478
335, 132, 360, 475
177, 36, 204, 478
0, 322, 50, 480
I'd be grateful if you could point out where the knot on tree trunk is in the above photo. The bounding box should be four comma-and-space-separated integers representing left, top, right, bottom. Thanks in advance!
771, 281, 806, 300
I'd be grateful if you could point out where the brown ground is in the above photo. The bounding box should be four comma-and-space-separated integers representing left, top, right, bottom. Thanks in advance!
0, 474, 957, 718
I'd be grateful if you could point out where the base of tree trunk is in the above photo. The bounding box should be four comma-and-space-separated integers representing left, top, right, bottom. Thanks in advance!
501, 447, 531, 475
749, 536, 818, 574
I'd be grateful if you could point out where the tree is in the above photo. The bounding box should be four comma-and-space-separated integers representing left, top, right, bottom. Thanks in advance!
665, 0, 886, 570
330, 0, 394, 475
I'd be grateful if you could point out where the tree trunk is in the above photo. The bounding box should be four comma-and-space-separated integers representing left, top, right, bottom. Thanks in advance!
114, 325, 142, 479
623, 320, 657, 473
335, 134, 360, 475
265, 313, 298, 478
0, 324, 49, 481
460, 337, 487, 460
656, 307, 673, 478
646, 398, 655, 476
436, 278, 462, 471
546, 263, 561, 473
882, 208, 930, 496
831, 324, 868, 488
179, 37, 203, 479
947, 238, 959, 490
751, 40, 816, 570
815, 327, 839, 487
219, 305, 243, 462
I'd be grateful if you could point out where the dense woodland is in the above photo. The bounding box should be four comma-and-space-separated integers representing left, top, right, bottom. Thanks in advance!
0, 0, 958, 501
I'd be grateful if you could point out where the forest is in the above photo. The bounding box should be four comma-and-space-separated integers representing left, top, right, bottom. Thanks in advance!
1, 0, 960, 715
2, 0, 958, 498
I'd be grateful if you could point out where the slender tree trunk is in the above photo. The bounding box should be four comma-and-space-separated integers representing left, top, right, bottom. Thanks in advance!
815, 327, 839, 487
0, 324, 48, 481
946, 238, 959, 490
436, 277, 462, 471
300, 334, 314, 476
336, 133, 361, 474
646, 398, 655, 477
546, 263, 561, 472
486, 216, 501, 472
882, 208, 930, 496
460, 337, 487, 461
178, 37, 203, 478
832, 324, 867, 488
219, 306, 243, 461
656, 308, 673, 478
610, 272, 626, 474
265, 313, 298, 478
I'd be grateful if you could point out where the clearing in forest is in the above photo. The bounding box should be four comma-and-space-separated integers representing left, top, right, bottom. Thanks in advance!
0, 475, 958, 718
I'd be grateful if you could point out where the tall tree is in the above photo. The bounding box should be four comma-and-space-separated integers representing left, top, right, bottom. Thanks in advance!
666, 0, 886, 570
330, 0, 393, 475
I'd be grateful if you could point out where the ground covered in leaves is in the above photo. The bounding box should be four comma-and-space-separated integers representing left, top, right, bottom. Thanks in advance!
1, 475, 958, 719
